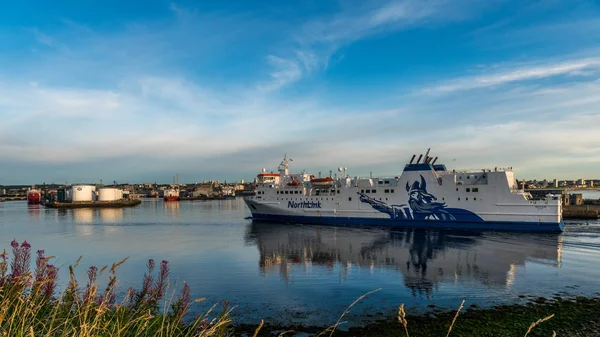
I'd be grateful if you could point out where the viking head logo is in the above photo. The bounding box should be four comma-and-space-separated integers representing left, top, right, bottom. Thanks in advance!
406, 175, 454, 220
406, 175, 437, 203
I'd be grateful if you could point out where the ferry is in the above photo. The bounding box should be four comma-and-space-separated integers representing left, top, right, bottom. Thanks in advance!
243, 150, 564, 232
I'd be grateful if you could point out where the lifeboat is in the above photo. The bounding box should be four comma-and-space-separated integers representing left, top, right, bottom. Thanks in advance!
310, 177, 333, 186
257, 173, 280, 178
287, 180, 300, 187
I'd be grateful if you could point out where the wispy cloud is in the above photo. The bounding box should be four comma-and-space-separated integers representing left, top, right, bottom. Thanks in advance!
263, 0, 490, 90
422, 57, 600, 93
31, 28, 55, 46
259, 55, 303, 92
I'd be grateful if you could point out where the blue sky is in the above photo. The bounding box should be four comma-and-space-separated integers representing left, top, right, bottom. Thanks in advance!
1, 0, 600, 185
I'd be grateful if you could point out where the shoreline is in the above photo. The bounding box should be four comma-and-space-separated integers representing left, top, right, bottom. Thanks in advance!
233, 295, 600, 336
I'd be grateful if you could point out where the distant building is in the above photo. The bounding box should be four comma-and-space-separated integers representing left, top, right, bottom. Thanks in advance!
553, 179, 559, 188
577, 178, 585, 186
191, 182, 216, 197
569, 193, 583, 205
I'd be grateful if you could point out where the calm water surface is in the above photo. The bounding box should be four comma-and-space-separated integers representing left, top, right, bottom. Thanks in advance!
1, 198, 599, 326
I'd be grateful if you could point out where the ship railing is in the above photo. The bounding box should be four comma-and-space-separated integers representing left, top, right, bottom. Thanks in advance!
452, 167, 513, 173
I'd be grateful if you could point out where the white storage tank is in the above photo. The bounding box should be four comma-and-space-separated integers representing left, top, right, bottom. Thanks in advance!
71, 185, 95, 202
98, 188, 120, 201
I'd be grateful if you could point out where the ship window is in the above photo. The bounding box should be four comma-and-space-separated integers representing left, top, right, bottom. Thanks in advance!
391, 189, 394, 193
372, 189, 377, 193
349, 197, 352, 201
365, 190, 369, 193
285, 191, 288, 194
361, 190, 364, 193
337, 190, 340, 193
474, 197, 477, 201
384, 189, 389, 193
458, 197, 460, 201
456, 188, 459, 191
386, 198, 388, 201
467, 176, 470, 179
442, 197, 445, 200
466, 188, 470, 192
473, 188, 479, 192
385, 180, 390, 184
379, 198, 382, 200
466, 197, 468, 201
378, 181, 383, 185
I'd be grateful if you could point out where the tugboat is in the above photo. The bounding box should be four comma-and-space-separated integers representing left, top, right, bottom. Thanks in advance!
164, 185, 180, 201
27, 188, 41, 204
243, 150, 564, 232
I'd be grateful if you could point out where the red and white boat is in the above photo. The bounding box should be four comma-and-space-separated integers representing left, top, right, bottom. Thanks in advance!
164, 185, 180, 201
27, 189, 41, 204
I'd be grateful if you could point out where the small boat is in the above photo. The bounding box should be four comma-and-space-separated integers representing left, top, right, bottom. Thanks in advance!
164, 185, 180, 201
27, 189, 41, 204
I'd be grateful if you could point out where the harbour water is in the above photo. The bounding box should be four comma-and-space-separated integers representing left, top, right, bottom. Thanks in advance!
1, 198, 599, 326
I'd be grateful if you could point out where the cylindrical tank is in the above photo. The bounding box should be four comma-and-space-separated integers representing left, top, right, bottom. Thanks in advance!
98, 188, 119, 201
71, 185, 95, 202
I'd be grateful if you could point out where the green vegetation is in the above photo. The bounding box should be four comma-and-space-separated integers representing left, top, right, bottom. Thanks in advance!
0, 240, 233, 337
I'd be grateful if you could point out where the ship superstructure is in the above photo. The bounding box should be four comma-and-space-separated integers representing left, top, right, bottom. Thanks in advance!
243, 151, 563, 232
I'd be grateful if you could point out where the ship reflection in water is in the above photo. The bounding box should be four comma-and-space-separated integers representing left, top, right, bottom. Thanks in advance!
246, 222, 562, 297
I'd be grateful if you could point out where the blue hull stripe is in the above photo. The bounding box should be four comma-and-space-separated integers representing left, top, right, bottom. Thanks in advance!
249, 213, 564, 232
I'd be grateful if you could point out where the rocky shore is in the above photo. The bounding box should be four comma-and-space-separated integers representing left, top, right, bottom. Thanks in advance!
234, 296, 600, 336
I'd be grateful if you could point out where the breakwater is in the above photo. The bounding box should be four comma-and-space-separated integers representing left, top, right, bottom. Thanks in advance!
43, 199, 141, 209
563, 205, 600, 219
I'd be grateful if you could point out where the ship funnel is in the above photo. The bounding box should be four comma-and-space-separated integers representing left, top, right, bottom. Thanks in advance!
432, 157, 438, 165
409, 154, 416, 164
416, 154, 423, 164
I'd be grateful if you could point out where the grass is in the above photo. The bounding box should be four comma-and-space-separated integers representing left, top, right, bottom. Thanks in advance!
0, 240, 233, 337
2, 239, 598, 337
